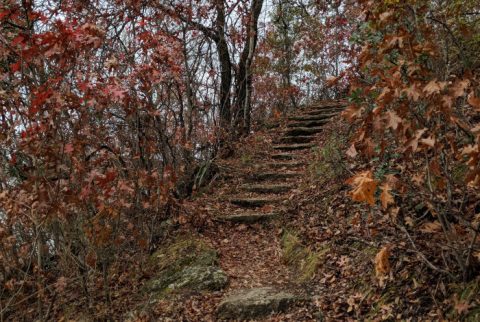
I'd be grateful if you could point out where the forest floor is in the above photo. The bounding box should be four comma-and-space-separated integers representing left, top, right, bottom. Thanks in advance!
64, 100, 479, 321
130, 101, 347, 321
125, 100, 480, 321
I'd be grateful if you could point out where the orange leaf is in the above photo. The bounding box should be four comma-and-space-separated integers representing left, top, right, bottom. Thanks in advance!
342, 105, 362, 121
405, 128, 427, 153
380, 183, 394, 209
386, 110, 402, 130
451, 79, 470, 98
379, 11, 393, 22
423, 80, 445, 96
346, 171, 378, 206
375, 245, 391, 277
467, 94, 480, 110
454, 300, 471, 315
403, 84, 421, 101
377, 87, 392, 102
420, 136, 436, 148
326, 75, 340, 86
420, 221, 442, 234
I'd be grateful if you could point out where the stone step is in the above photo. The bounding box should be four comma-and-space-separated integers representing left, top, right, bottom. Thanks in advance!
277, 135, 315, 144
304, 108, 342, 116
215, 212, 279, 224
229, 197, 276, 208
242, 183, 293, 194
247, 172, 300, 181
287, 119, 329, 128
309, 104, 345, 110
217, 287, 304, 320
273, 143, 315, 151
260, 161, 304, 169
288, 113, 336, 121
309, 101, 347, 108
284, 126, 324, 136
271, 153, 296, 160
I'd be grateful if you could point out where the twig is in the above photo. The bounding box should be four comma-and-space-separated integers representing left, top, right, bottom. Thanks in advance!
465, 229, 479, 273
427, 15, 465, 60
398, 224, 453, 277
346, 236, 378, 247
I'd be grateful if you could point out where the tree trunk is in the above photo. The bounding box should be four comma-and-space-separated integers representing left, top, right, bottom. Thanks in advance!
234, 0, 264, 136
215, 0, 232, 130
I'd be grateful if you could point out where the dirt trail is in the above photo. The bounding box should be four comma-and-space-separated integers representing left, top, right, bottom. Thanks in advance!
191, 101, 346, 320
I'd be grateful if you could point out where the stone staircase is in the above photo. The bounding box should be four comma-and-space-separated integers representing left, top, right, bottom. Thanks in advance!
213, 101, 346, 320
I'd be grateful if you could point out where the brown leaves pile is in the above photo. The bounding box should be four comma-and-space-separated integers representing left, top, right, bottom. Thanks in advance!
343, 0, 480, 282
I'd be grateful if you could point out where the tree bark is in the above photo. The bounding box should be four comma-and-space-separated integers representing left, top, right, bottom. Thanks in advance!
234, 0, 264, 136
214, 0, 233, 130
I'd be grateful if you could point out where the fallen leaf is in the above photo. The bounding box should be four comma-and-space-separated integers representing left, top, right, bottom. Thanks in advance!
55, 277, 67, 293
454, 301, 471, 315
468, 94, 480, 110
423, 80, 445, 96
420, 221, 442, 233
420, 136, 436, 148
403, 84, 421, 101
386, 110, 402, 130
405, 128, 427, 153
346, 171, 378, 206
451, 79, 470, 98
380, 183, 394, 209
375, 245, 391, 277
346, 143, 358, 158
379, 11, 393, 22
342, 105, 362, 121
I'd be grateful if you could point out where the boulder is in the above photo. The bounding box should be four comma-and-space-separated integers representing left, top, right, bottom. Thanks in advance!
216, 212, 279, 224
148, 265, 227, 293
229, 197, 275, 208
146, 237, 228, 296
217, 287, 303, 320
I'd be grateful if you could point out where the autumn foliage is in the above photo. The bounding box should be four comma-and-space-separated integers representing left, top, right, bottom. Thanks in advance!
0, 0, 266, 317
345, 0, 480, 280
1, 0, 480, 319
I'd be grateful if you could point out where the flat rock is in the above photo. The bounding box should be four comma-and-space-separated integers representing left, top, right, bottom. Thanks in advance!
284, 126, 324, 136
247, 172, 300, 181
229, 197, 275, 208
147, 237, 228, 296
255, 161, 304, 169
271, 153, 296, 160
168, 265, 228, 291
309, 102, 346, 109
288, 114, 336, 121
278, 135, 314, 144
273, 143, 315, 151
304, 108, 342, 116
217, 287, 303, 320
216, 212, 279, 224
287, 119, 329, 128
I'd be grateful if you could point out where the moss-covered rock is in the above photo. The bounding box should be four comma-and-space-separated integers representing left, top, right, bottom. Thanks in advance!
217, 287, 303, 320
146, 236, 228, 296
147, 265, 227, 293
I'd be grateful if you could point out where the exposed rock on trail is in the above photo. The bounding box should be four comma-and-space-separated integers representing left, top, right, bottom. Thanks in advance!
217, 287, 305, 320
146, 236, 228, 296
